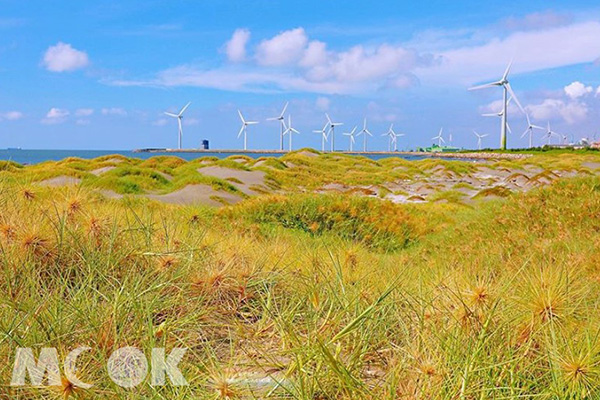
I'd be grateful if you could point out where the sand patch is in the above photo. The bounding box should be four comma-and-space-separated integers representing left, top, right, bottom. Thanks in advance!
98, 189, 123, 199
147, 185, 242, 207
297, 150, 318, 157
38, 176, 81, 187
198, 166, 267, 195
91, 166, 116, 176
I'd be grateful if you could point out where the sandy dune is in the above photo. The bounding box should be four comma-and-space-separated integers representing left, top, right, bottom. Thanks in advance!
198, 166, 268, 195
38, 176, 82, 186
91, 166, 116, 176
147, 184, 242, 206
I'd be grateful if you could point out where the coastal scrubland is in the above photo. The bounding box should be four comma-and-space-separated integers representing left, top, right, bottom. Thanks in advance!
0, 150, 599, 398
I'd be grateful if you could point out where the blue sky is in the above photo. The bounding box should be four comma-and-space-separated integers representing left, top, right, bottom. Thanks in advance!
1, 0, 600, 150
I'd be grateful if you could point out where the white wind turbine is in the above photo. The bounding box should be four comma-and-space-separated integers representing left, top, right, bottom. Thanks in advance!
473, 130, 489, 150
164, 102, 191, 150
521, 113, 544, 148
469, 61, 525, 150
343, 126, 357, 152
267, 102, 288, 151
325, 113, 343, 152
283, 115, 300, 151
543, 122, 561, 145
237, 110, 259, 151
382, 124, 399, 151
432, 128, 445, 147
482, 96, 513, 137
357, 118, 372, 152
312, 123, 329, 152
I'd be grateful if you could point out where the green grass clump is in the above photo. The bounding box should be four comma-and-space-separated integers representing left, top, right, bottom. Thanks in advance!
221, 193, 423, 251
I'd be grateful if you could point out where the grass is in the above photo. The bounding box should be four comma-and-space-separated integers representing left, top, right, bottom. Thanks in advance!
0, 152, 599, 398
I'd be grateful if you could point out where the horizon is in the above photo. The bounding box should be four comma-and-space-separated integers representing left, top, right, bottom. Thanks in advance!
1, 1, 600, 151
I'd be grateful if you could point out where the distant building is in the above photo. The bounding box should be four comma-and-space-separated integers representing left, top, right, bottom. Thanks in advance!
417, 144, 460, 153
201, 140, 209, 150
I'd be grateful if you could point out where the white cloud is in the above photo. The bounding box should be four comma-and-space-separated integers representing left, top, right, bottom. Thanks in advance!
315, 97, 330, 111
564, 81, 592, 99
42, 42, 89, 72
256, 28, 309, 66
101, 107, 127, 116
418, 21, 600, 85
153, 118, 168, 126
75, 119, 90, 125
111, 27, 431, 95
0, 111, 23, 121
480, 98, 519, 115
75, 108, 94, 117
183, 117, 199, 126
596, 86, 600, 97
224, 28, 250, 62
501, 11, 572, 32
527, 99, 588, 124
41, 108, 69, 124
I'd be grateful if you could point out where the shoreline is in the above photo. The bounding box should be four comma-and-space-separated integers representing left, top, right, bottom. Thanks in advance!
133, 148, 532, 160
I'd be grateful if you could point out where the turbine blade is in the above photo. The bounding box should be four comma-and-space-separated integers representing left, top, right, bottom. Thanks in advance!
502, 59, 513, 81
238, 110, 245, 123
468, 81, 502, 91
280, 102, 289, 117
164, 112, 178, 117
505, 83, 525, 114
179, 102, 191, 116
237, 125, 244, 138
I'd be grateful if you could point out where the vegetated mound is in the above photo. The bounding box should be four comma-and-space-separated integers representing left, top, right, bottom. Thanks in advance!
221, 193, 424, 251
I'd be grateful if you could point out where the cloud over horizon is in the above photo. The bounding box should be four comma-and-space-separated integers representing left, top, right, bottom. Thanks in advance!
42, 42, 89, 72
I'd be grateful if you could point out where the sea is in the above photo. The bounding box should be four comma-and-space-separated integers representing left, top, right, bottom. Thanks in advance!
0, 149, 432, 165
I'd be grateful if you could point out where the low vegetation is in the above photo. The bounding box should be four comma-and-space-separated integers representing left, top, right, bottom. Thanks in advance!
0, 152, 599, 398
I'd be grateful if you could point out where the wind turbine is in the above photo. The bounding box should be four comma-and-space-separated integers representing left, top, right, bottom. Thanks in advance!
521, 113, 544, 148
312, 123, 329, 152
469, 60, 525, 150
343, 126, 357, 152
267, 101, 288, 151
283, 115, 300, 151
543, 122, 561, 145
164, 102, 191, 149
482, 96, 513, 136
357, 118, 372, 152
432, 128, 445, 147
473, 130, 489, 150
325, 113, 343, 152
382, 124, 398, 151
237, 110, 258, 151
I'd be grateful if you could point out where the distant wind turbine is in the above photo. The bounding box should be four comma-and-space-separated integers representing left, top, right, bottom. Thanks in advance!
357, 118, 372, 152
343, 126, 357, 152
382, 124, 399, 151
237, 110, 259, 151
267, 102, 288, 151
313, 123, 329, 152
543, 122, 561, 145
521, 113, 544, 148
432, 128, 445, 147
283, 115, 300, 151
325, 113, 343, 152
164, 102, 191, 149
473, 130, 489, 150
469, 60, 525, 150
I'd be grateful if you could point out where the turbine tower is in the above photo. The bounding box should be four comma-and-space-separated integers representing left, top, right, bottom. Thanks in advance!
432, 128, 445, 147
237, 110, 258, 151
164, 102, 191, 150
325, 113, 343, 152
473, 130, 489, 150
357, 118, 372, 152
267, 102, 288, 151
521, 114, 544, 148
283, 115, 300, 151
343, 126, 357, 152
469, 61, 524, 150
312, 123, 329, 152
